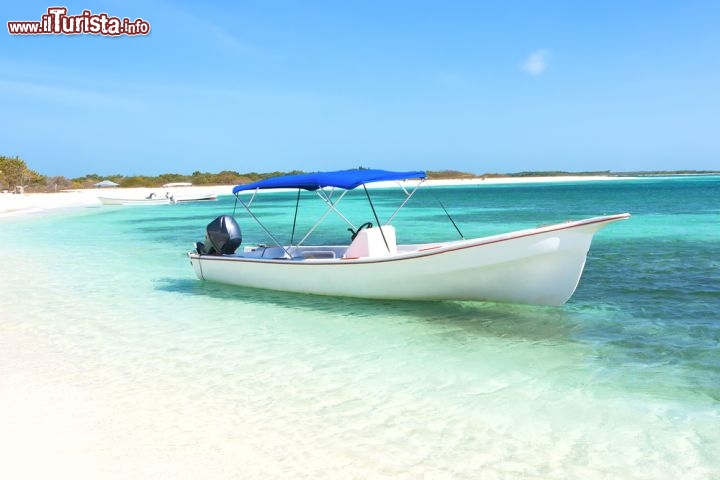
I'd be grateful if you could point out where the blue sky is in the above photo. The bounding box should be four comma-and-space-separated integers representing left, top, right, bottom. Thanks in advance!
2, 1, 719, 177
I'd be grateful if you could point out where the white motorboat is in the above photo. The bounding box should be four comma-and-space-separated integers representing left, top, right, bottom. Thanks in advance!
97, 192, 172, 205
98, 191, 217, 205
188, 169, 629, 306
172, 192, 218, 202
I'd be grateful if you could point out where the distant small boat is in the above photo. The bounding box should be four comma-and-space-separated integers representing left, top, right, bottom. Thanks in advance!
188, 169, 630, 306
171, 192, 218, 202
97, 193, 171, 205
98, 191, 217, 206
162, 182, 193, 187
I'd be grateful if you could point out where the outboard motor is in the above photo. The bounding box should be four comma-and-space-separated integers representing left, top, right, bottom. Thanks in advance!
198, 215, 242, 255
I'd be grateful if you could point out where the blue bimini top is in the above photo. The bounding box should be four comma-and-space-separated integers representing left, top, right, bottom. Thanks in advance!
232, 169, 426, 194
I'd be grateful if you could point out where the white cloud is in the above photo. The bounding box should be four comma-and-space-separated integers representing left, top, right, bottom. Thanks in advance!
521, 49, 550, 76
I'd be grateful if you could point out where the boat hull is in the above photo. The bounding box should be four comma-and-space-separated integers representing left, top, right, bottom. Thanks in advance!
98, 196, 170, 205
98, 192, 217, 205
173, 192, 218, 202
188, 214, 629, 306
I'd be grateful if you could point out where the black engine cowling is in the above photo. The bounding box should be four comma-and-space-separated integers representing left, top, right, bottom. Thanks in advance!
200, 215, 242, 255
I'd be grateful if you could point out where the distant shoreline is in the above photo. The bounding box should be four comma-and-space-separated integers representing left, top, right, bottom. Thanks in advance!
1, 173, 717, 218
6, 169, 717, 195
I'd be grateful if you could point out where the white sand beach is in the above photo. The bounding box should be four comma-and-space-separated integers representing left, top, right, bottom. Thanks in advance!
0, 185, 233, 216
0, 176, 631, 217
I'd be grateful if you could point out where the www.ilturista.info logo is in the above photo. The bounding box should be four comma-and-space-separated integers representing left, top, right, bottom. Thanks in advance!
8, 7, 150, 36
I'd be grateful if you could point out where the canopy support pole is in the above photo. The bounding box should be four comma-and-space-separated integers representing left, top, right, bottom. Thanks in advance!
236, 193, 293, 258
363, 184, 390, 252
315, 188, 355, 226
296, 189, 350, 246
290, 188, 301, 245
385, 179, 425, 224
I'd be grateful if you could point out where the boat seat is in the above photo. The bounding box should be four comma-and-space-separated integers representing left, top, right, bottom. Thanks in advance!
343, 225, 397, 258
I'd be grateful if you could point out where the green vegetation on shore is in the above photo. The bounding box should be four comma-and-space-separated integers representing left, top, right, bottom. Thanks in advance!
1, 155, 718, 193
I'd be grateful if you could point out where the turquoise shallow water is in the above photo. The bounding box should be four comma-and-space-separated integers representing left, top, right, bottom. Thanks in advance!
1, 176, 718, 479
